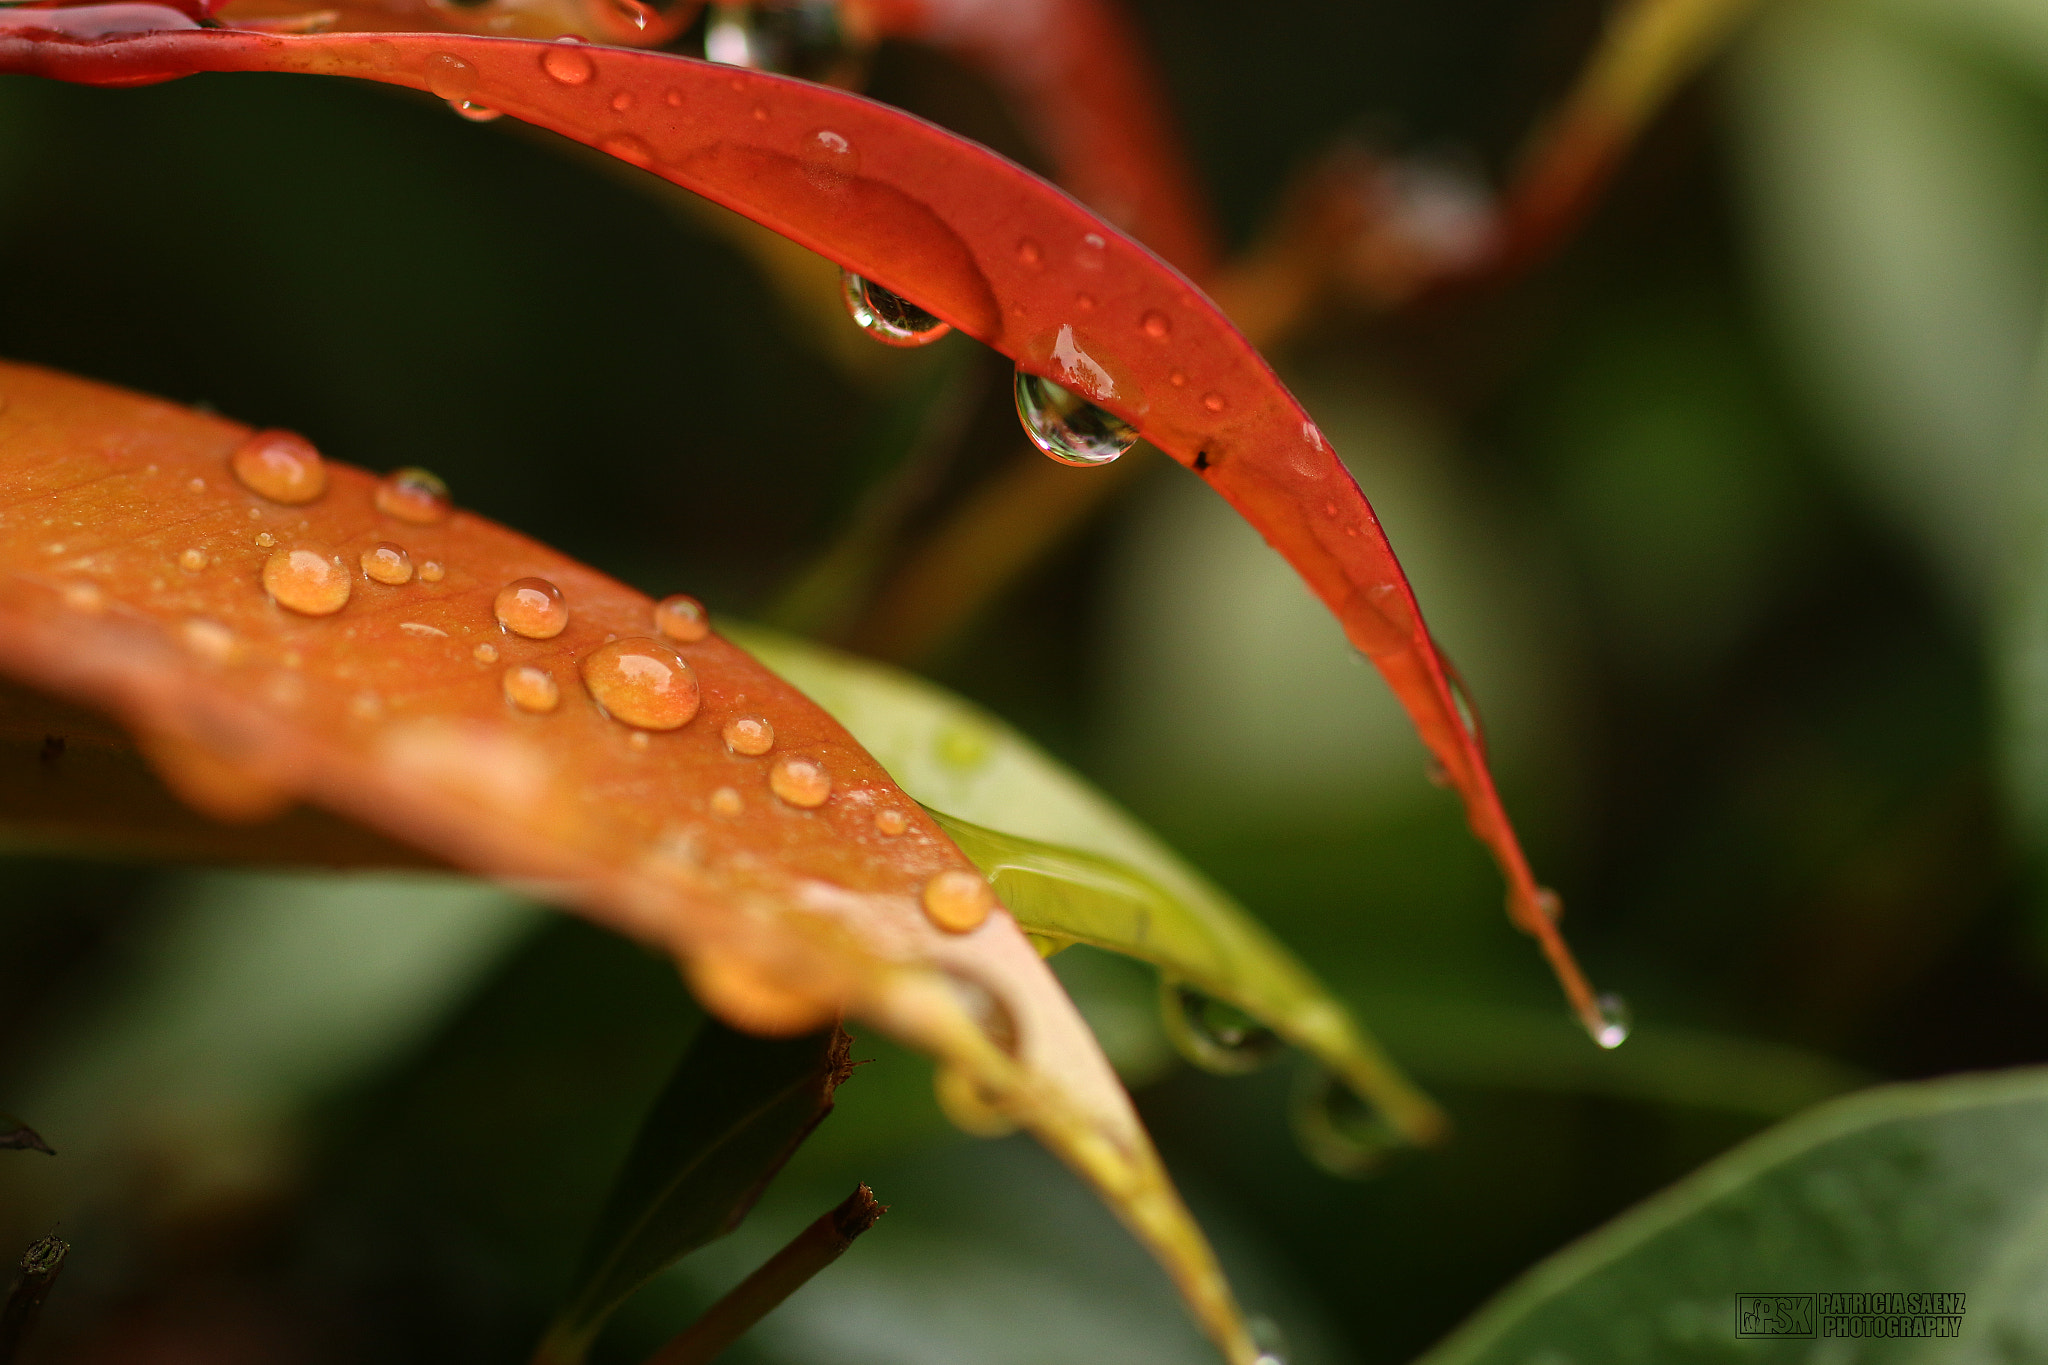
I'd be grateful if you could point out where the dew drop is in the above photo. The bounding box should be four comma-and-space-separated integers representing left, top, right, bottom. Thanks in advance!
502, 664, 559, 713
449, 100, 502, 122
541, 36, 595, 85
1074, 292, 1097, 312
723, 715, 774, 756
921, 868, 994, 934
653, 593, 709, 642
494, 577, 569, 639
1291, 1068, 1402, 1178
874, 807, 909, 837
1168, 370, 1187, 387
710, 785, 743, 816
250, 507, 263, 519
264, 546, 352, 616
582, 636, 699, 730
178, 548, 208, 572
230, 429, 327, 504
1016, 237, 1043, 266
1591, 992, 1632, 1049
360, 541, 413, 585
61, 581, 105, 614
629, 730, 651, 751
375, 467, 452, 524
800, 127, 859, 190
1203, 391, 1227, 413
187, 476, 206, 493
254, 532, 276, 549
350, 690, 384, 721
768, 755, 830, 807
419, 561, 446, 583
1160, 979, 1282, 1074
1141, 309, 1170, 339
664, 87, 683, 107
610, 90, 634, 112
425, 51, 478, 104
182, 618, 239, 663
473, 642, 499, 663
840, 270, 951, 347
1015, 369, 1138, 466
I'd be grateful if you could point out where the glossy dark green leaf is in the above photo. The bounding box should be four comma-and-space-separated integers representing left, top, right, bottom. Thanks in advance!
534, 1022, 854, 1365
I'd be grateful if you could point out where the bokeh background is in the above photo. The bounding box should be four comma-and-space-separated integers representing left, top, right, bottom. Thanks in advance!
5, 0, 2048, 1360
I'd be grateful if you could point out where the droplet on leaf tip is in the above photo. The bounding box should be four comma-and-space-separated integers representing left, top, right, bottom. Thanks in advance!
1591, 992, 1631, 1049
841, 270, 950, 347
425, 51, 478, 104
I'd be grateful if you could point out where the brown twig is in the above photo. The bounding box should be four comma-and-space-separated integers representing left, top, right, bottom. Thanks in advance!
640, 1186, 887, 1365
0, 1235, 68, 1365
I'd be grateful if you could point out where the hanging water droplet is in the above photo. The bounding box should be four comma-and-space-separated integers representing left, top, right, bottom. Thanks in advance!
230, 429, 327, 504
449, 100, 502, 122
502, 664, 559, 713
1591, 992, 1631, 1049
582, 636, 699, 730
1160, 979, 1282, 1075
840, 270, 951, 347
874, 807, 909, 837
541, 36, 595, 85
1290, 1067, 1403, 1178
653, 592, 709, 642
723, 715, 774, 755
425, 52, 478, 104
769, 754, 831, 807
375, 467, 451, 524
360, 541, 413, 585
494, 576, 569, 639
1015, 369, 1138, 466
703, 0, 863, 79
922, 868, 994, 934
264, 546, 352, 617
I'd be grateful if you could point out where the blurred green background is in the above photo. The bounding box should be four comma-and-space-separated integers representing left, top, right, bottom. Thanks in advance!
6, 0, 2048, 1360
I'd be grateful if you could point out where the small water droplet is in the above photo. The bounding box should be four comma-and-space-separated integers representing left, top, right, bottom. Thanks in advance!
182, 617, 239, 663
610, 90, 634, 112
61, 581, 105, 614
1016, 237, 1043, 266
628, 730, 651, 750
179, 548, 208, 573
449, 100, 502, 122
541, 36, 595, 85
399, 621, 448, 639
360, 541, 413, 585
1160, 980, 1282, 1074
425, 51, 478, 103
604, 133, 653, 166
1168, 370, 1187, 387
922, 868, 994, 934
1076, 231, 1107, 267
1591, 992, 1632, 1049
473, 642, 499, 663
1015, 369, 1137, 467
653, 593, 709, 642
840, 270, 951, 347
375, 467, 451, 524
800, 127, 859, 190
502, 664, 560, 713
419, 561, 446, 583
1534, 886, 1563, 923
710, 785, 743, 816
1141, 309, 1170, 339
494, 577, 569, 639
664, 87, 684, 107
875, 807, 909, 837
768, 755, 830, 807
249, 507, 263, 520
582, 636, 699, 730
723, 715, 774, 755
230, 429, 327, 504
751, 104, 769, 122
255, 531, 275, 548
350, 690, 384, 721
187, 476, 206, 493
1202, 391, 1226, 413
264, 546, 352, 616
1291, 1068, 1402, 1178
1075, 291, 1097, 311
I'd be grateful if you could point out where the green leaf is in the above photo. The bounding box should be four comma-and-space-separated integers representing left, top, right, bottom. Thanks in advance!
535, 1021, 854, 1365
725, 624, 1446, 1156
1419, 1066, 2048, 1364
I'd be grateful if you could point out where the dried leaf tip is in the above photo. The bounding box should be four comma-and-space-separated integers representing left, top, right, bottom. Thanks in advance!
827, 1183, 886, 1244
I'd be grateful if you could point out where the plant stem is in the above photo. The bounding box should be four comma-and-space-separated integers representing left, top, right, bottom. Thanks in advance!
641, 1186, 885, 1365
0, 1235, 68, 1365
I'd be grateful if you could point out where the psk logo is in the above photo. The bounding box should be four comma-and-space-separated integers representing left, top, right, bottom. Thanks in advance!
1737, 1295, 1816, 1338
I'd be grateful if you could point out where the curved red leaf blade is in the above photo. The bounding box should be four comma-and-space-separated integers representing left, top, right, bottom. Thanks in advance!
0, 10, 1609, 1038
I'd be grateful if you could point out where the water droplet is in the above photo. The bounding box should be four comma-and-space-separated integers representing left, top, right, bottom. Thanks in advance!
922, 868, 993, 934
375, 467, 451, 524
494, 577, 569, 639
178, 548, 207, 572
723, 715, 774, 755
1202, 391, 1227, 413
230, 429, 327, 504
582, 636, 699, 730
399, 621, 448, 639
419, 561, 446, 583
840, 270, 951, 347
875, 807, 909, 837
768, 755, 830, 807
1016, 237, 1043, 266
664, 88, 683, 107
425, 51, 478, 104
61, 581, 105, 614
629, 730, 651, 750
1160, 979, 1282, 1074
182, 618, 239, 663
604, 133, 654, 166
1168, 369, 1186, 387
502, 664, 559, 713
350, 690, 384, 721
1015, 369, 1137, 466
1591, 992, 1631, 1049
1141, 309, 1170, 339
360, 541, 413, 585
1291, 1068, 1402, 1178
751, 104, 769, 121
264, 546, 352, 616
541, 36, 595, 85
249, 507, 262, 519
473, 642, 498, 663
653, 593, 709, 642
187, 476, 206, 493
710, 785, 743, 816
1534, 886, 1563, 923
449, 100, 501, 122
800, 127, 858, 190
610, 90, 633, 112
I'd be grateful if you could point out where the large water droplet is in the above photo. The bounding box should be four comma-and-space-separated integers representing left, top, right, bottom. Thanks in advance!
582, 636, 699, 730
541, 36, 595, 85
703, 0, 862, 79
494, 577, 569, 639
1591, 992, 1632, 1049
375, 467, 451, 524
723, 715, 774, 755
1015, 369, 1138, 467
1160, 979, 1282, 1074
922, 868, 994, 934
425, 52, 478, 104
1290, 1068, 1402, 1177
502, 664, 560, 714
230, 429, 327, 505
653, 593, 709, 642
360, 542, 413, 585
264, 546, 352, 617
769, 755, 831, 807
841, 270, 950, 347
